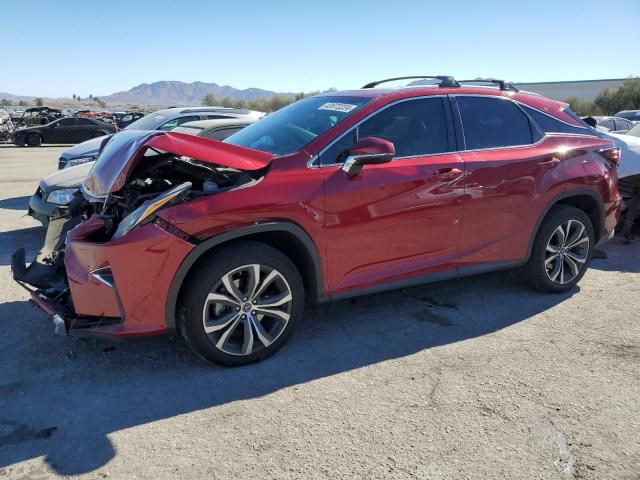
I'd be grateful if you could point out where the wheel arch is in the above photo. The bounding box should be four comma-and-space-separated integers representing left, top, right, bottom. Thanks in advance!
165, 222, 325, 332
527, 188, 605, 259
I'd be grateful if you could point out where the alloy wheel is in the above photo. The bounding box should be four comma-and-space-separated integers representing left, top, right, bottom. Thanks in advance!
544, 219, 590, 285
202, 264, 293, 356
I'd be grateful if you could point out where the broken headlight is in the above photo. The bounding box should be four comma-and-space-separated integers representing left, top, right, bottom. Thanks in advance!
112, 182, 192, 240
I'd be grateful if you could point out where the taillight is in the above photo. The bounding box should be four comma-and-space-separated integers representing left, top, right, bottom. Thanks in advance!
597, 147, 621, 166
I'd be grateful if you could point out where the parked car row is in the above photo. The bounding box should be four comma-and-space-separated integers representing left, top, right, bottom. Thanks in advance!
4, 107, 152, 146
12, 76, 626, 367
30, 112, 261, 226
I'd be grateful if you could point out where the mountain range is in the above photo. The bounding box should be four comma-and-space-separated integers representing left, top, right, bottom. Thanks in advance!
0, 81, 295, 107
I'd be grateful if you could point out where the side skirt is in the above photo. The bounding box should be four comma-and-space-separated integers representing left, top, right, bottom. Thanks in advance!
323, 259, 526, 303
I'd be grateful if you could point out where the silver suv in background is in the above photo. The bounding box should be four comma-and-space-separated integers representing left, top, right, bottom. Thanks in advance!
57, 106, 264, 169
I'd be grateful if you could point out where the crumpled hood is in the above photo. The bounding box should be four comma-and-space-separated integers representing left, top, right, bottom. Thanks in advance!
83, 130, 275, 198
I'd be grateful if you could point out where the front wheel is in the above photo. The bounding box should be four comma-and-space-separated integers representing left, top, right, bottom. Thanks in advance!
523, 205, 594, 293
178, 241, 305, 366
26, 133, 42, 147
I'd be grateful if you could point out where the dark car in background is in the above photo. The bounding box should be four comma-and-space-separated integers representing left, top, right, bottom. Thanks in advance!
57, 106, 265, 168
113, 111, 146, 129
13, 107, 64, 128
12, 117, 116, 147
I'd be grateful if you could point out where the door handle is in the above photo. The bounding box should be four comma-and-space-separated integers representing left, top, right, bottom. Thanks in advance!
432, 167, 463, 180
538, 157, 560, 169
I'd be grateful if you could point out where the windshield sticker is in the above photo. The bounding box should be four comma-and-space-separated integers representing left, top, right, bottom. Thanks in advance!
318, 102, 358, 113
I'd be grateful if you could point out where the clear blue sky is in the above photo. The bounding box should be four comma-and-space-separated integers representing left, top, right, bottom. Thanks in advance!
1, 0, 639, 98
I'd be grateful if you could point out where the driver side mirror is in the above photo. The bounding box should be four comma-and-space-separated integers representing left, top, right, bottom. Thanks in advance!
341, 137, 395, 177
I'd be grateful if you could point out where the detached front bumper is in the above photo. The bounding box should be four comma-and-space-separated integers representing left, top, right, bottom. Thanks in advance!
13, 217, 195, 338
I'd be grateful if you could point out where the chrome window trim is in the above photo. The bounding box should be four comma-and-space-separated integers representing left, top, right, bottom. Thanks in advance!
515, 101, 591, 132
308, 93, 594, 170
310, 95, 450, 168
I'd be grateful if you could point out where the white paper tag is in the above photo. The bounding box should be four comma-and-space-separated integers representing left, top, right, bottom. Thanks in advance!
318, 102, 358, 113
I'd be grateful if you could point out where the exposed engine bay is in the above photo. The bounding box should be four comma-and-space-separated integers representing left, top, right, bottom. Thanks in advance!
70, 149, 265, 241
11, 131, 273, 332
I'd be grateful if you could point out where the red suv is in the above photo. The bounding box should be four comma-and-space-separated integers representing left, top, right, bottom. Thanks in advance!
13, 76, 621, 366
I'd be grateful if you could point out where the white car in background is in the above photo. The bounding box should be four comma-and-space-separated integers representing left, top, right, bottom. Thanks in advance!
599, 131, 640, 203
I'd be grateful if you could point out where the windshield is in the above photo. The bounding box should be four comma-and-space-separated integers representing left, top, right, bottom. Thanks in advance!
125, 112, 168, 130
224, 96, 371, 155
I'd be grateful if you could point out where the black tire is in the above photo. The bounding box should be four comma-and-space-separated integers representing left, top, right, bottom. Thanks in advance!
523, 205, 595, 293
178, 240, 305, 366
26, 133, 42, 147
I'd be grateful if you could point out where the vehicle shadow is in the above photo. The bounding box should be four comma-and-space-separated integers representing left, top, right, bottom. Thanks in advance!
590, 236, 640, 273
0, 195, 31, 211
0, 226, 43, 266
0, 270, 577, 475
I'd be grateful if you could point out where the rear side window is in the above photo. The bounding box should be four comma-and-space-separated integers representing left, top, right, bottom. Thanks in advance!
615, 119, 631, 131
57, 118, 77, 126
521, 105, 591, 135
456, 96, 534, 149
77, 118, 94, 126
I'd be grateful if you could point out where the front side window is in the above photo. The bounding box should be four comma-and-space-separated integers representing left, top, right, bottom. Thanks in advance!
457, 96, 534, 149
224, 96, 371, 156
601, 119, 615, 130
320, 97, 452, 165
77, 118, 94, 126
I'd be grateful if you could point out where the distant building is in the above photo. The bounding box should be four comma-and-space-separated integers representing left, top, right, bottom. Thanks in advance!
515, 78, 627, 102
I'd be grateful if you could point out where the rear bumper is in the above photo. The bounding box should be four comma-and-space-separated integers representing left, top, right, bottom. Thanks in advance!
13, 218, 195, 338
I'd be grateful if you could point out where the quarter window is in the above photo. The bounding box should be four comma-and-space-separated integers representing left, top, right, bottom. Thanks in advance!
457, 96, 534, 149
521, 105, 591, 135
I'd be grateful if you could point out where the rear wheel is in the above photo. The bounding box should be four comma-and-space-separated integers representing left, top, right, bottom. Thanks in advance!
523, 205, 594, 292
26, 133, 41, 147
178, 241, 305, 366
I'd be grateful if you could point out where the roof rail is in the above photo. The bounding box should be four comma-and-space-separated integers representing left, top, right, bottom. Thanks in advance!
362, 76, 460, 89
457, 79, 519, 92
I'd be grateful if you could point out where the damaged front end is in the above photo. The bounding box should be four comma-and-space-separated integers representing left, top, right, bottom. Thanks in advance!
12, 130, 274, 337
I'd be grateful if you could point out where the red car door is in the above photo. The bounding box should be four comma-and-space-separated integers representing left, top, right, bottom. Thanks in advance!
452, 95, 553, 268
319, 97, 465, 296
